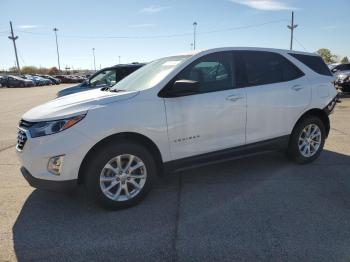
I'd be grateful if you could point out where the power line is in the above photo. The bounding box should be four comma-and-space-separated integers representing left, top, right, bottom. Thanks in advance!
294, 37, 308, 52
15, 19, 288, 40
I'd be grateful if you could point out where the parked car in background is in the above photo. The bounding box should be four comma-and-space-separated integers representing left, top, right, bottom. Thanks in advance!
23, 75, 50, 86
335, 70, 350, 92
55, 75, 80, 84
40, 75, 61, 85
57, 63, 145, 97
23, 75, 40, 86
17, 47, 337, 209
0, 76, 4, 87
1, 75, 34, 87
34, 75, 52, 85
330, 63, 350, 74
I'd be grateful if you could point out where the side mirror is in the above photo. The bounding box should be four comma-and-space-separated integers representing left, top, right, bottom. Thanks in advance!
166, 80, 200, 97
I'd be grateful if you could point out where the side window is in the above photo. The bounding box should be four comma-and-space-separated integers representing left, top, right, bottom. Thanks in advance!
282, 58, 305, 81
236, 51, 304, 87
116, 68, 135, 82
175, 52, 234, 93
338, 64, 350, 71
289, 53, 333, 76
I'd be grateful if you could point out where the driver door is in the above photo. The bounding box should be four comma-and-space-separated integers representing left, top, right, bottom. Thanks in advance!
163, 52, 246, 160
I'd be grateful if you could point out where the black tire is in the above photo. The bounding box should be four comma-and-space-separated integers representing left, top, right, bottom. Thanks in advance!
342, 85, 350, 93
287, 116, 326, 164
85, 140, 157, 210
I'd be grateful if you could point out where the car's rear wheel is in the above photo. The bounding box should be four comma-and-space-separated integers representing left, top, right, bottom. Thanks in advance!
85, 141, 156, 209
288, 116, 326, 164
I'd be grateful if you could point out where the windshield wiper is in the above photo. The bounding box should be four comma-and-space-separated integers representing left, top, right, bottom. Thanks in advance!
100, 86, 125, 92
101, 86, 111, 91
109, 89, 125, 93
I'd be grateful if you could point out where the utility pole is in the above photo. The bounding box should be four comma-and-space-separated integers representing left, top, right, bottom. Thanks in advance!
92, 48, 96, 71
8, 21, 20, 72
118, 56, 121, 64
193, 22, 197, 50
53, 28, 61, 72
287, 11, 298, 50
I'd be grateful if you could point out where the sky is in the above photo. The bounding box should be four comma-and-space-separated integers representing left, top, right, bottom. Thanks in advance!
0, 0, 349, 70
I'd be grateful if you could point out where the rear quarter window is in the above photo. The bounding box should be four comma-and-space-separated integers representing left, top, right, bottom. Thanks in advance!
289, 53, 333, 76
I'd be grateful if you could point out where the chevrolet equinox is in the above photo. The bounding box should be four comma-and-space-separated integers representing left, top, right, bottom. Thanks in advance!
16, 47, 338, 209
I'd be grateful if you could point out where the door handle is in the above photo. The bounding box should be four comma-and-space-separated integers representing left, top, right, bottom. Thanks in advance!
291, 84, 304, 91
226, 94, 244, 102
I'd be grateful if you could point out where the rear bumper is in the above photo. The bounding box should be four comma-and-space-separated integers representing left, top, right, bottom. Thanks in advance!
21, 166, 77, 192
324, 94, 339, 115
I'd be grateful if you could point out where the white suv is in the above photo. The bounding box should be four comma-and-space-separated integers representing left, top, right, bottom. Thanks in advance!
17, 47, 337, 209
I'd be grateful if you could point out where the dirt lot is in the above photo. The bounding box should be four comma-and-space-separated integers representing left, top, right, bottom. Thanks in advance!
0, 85, 350, 261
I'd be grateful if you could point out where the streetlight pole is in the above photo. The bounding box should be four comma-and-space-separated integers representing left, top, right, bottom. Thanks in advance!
53, 28, 61, 72
193, 22, 197, 50
8, 21, 20, 72
92, 48, 96, 71
287, 11, 298, 50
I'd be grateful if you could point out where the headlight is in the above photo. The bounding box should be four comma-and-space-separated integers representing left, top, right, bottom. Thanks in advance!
29, 114, 86, 138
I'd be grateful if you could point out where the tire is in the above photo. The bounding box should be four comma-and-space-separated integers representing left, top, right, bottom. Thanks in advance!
85, 141, 157, 210
287, 116, 326, 164
342, 85, 350, 93
20, 83, 24, 87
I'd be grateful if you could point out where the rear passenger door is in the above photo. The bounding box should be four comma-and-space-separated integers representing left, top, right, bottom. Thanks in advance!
235, 51, 310, 144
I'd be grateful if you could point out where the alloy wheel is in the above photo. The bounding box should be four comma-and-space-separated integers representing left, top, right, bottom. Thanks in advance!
99, 154, 147, 201
298, 124, 322, 158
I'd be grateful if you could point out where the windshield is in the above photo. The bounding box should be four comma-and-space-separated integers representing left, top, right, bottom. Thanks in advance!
110, 55, 191, 92
90, 70, 116, 87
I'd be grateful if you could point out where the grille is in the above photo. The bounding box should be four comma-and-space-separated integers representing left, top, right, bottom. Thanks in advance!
16, 129, 27, 151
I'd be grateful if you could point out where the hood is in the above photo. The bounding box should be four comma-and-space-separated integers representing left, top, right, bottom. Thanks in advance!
56, 83, 83, 97
22, 89, 139, 122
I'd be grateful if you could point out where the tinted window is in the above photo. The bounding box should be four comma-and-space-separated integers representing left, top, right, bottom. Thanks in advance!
289, 53, 332, 76
335, 64, 350, 72
236, 51, 304, 87
175, 52, 234, 93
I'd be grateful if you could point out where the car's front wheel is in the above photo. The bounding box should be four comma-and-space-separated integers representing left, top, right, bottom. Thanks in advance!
288, 116, 326, 164
85, 141, 157, 209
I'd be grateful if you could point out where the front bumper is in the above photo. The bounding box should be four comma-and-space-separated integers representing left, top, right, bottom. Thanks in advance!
21, 167, 77, 192
16, 126, 96, 184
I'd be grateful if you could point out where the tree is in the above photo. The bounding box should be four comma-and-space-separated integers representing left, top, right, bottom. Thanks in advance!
48, 67, 59, 75
21, 66, 38, 74
341, 56, 349, 64
316, 48, 337, 64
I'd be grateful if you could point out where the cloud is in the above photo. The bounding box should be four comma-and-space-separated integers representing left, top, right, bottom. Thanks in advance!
230, 0, 295, 11
129, 23, 156, 28
17, 25, 40, 29
139, 5, 170, 13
